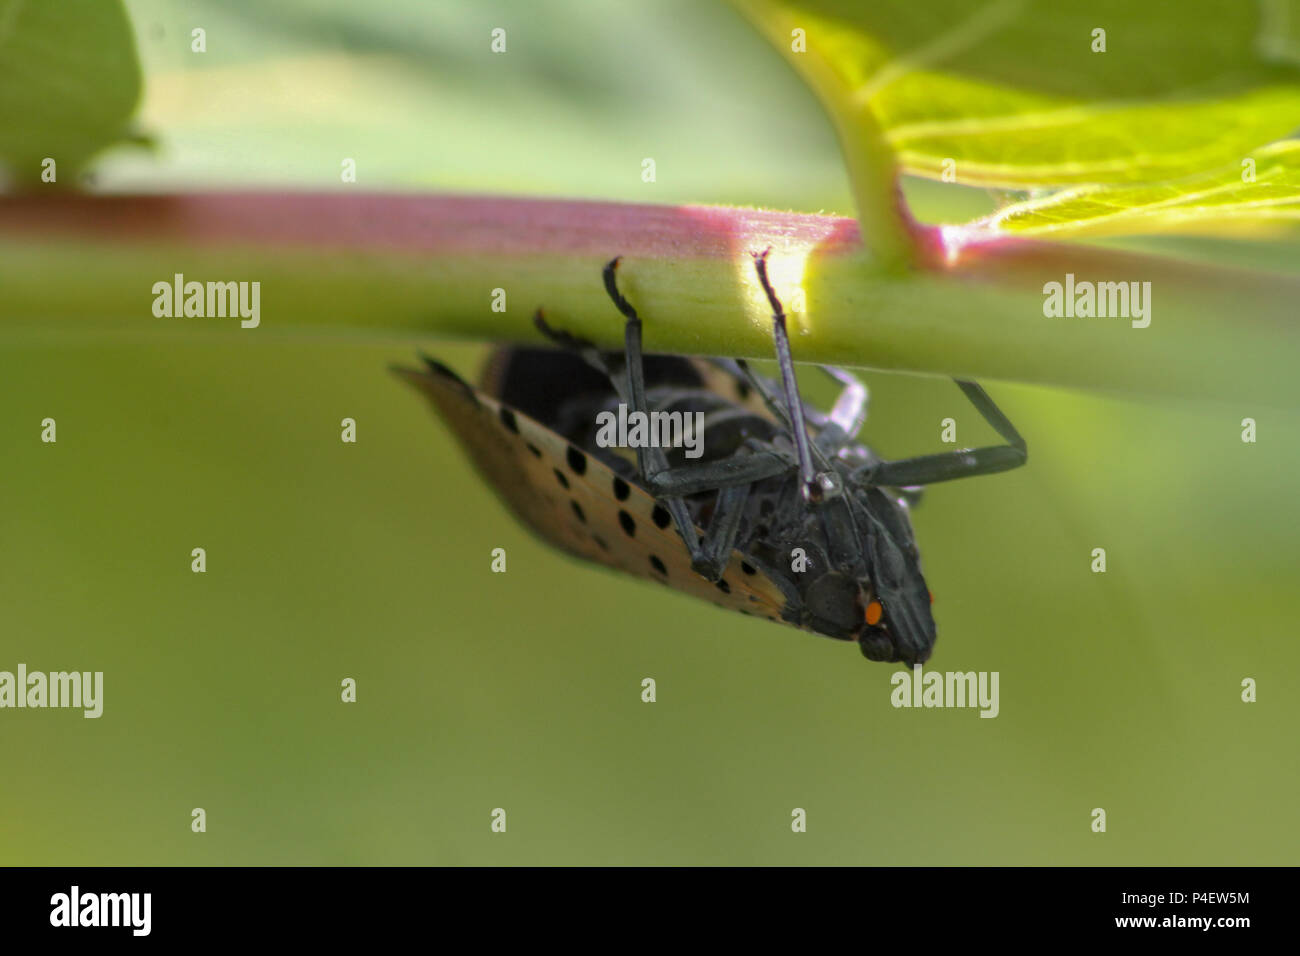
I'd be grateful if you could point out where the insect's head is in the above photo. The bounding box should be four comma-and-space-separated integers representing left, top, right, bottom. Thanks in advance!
800, 486, 936, 665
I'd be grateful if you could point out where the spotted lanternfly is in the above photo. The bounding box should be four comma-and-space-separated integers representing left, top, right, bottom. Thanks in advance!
393, 250, 1026, 664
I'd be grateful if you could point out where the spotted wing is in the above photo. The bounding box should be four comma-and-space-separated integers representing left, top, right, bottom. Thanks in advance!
393, 356, 792, 625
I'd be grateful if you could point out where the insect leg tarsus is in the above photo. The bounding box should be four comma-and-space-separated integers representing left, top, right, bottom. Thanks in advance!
602, 256, 638, 323
533, 308, 596, 352
860, 379, 1028, 487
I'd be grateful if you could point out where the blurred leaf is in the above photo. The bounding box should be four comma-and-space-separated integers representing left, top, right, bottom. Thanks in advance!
111, 0, 849, 214
0, 0, 142, 185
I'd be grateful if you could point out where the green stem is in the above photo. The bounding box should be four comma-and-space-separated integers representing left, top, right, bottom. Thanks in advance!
1, 192, 1297, 405
727, 0, 919, 272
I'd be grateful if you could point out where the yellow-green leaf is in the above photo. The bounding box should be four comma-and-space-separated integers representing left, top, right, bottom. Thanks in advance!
954, 140, 1300, 241
734, 0, 1300, 190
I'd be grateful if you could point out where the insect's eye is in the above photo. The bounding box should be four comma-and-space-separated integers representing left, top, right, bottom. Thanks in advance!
865, 600, 884, 627
929, 591, 935, 605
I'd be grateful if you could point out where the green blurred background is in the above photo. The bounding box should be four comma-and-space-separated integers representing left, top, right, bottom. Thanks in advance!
1, 0, 1296, 865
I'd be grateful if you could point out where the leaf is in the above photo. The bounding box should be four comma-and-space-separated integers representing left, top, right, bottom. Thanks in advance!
0, 0, 143, 185
731, 0, 1300, 248
951, 140, 1300, 242
734, 0, 1300, 188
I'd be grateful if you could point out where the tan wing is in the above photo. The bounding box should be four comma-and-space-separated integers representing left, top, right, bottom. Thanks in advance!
393, 357, 791, 624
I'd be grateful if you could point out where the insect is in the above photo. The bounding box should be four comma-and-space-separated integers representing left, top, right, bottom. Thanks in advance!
394, 250, 1026, 664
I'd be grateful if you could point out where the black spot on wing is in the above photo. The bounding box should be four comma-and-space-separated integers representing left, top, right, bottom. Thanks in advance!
567, 447, 587, 475
612, 476, 630, 501
571, 501, 586, 524
651, 505, 671, 529
554, 469, 569, 490
499, 407, 519, 434
618, 511, 636, 537
649, 555, 667, 576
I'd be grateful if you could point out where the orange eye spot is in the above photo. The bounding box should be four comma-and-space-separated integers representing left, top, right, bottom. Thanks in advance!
865, 600, 884, 627
929, 590, 935, 604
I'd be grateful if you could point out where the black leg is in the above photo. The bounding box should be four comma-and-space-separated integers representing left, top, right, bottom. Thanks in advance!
859, 379, 1027, 487
589, 262, 707, 563
601, 258, 810, 580
536, 283, 789, 493
752, 249, 823, 500
692, 484, 750, 580
533, 303, 702, 560
641, 447, 792, 496
728, 356, 860, 493
712, 287, 866, 573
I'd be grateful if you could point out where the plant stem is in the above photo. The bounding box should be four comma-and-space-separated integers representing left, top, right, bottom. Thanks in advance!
1, 191, 1296, 405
